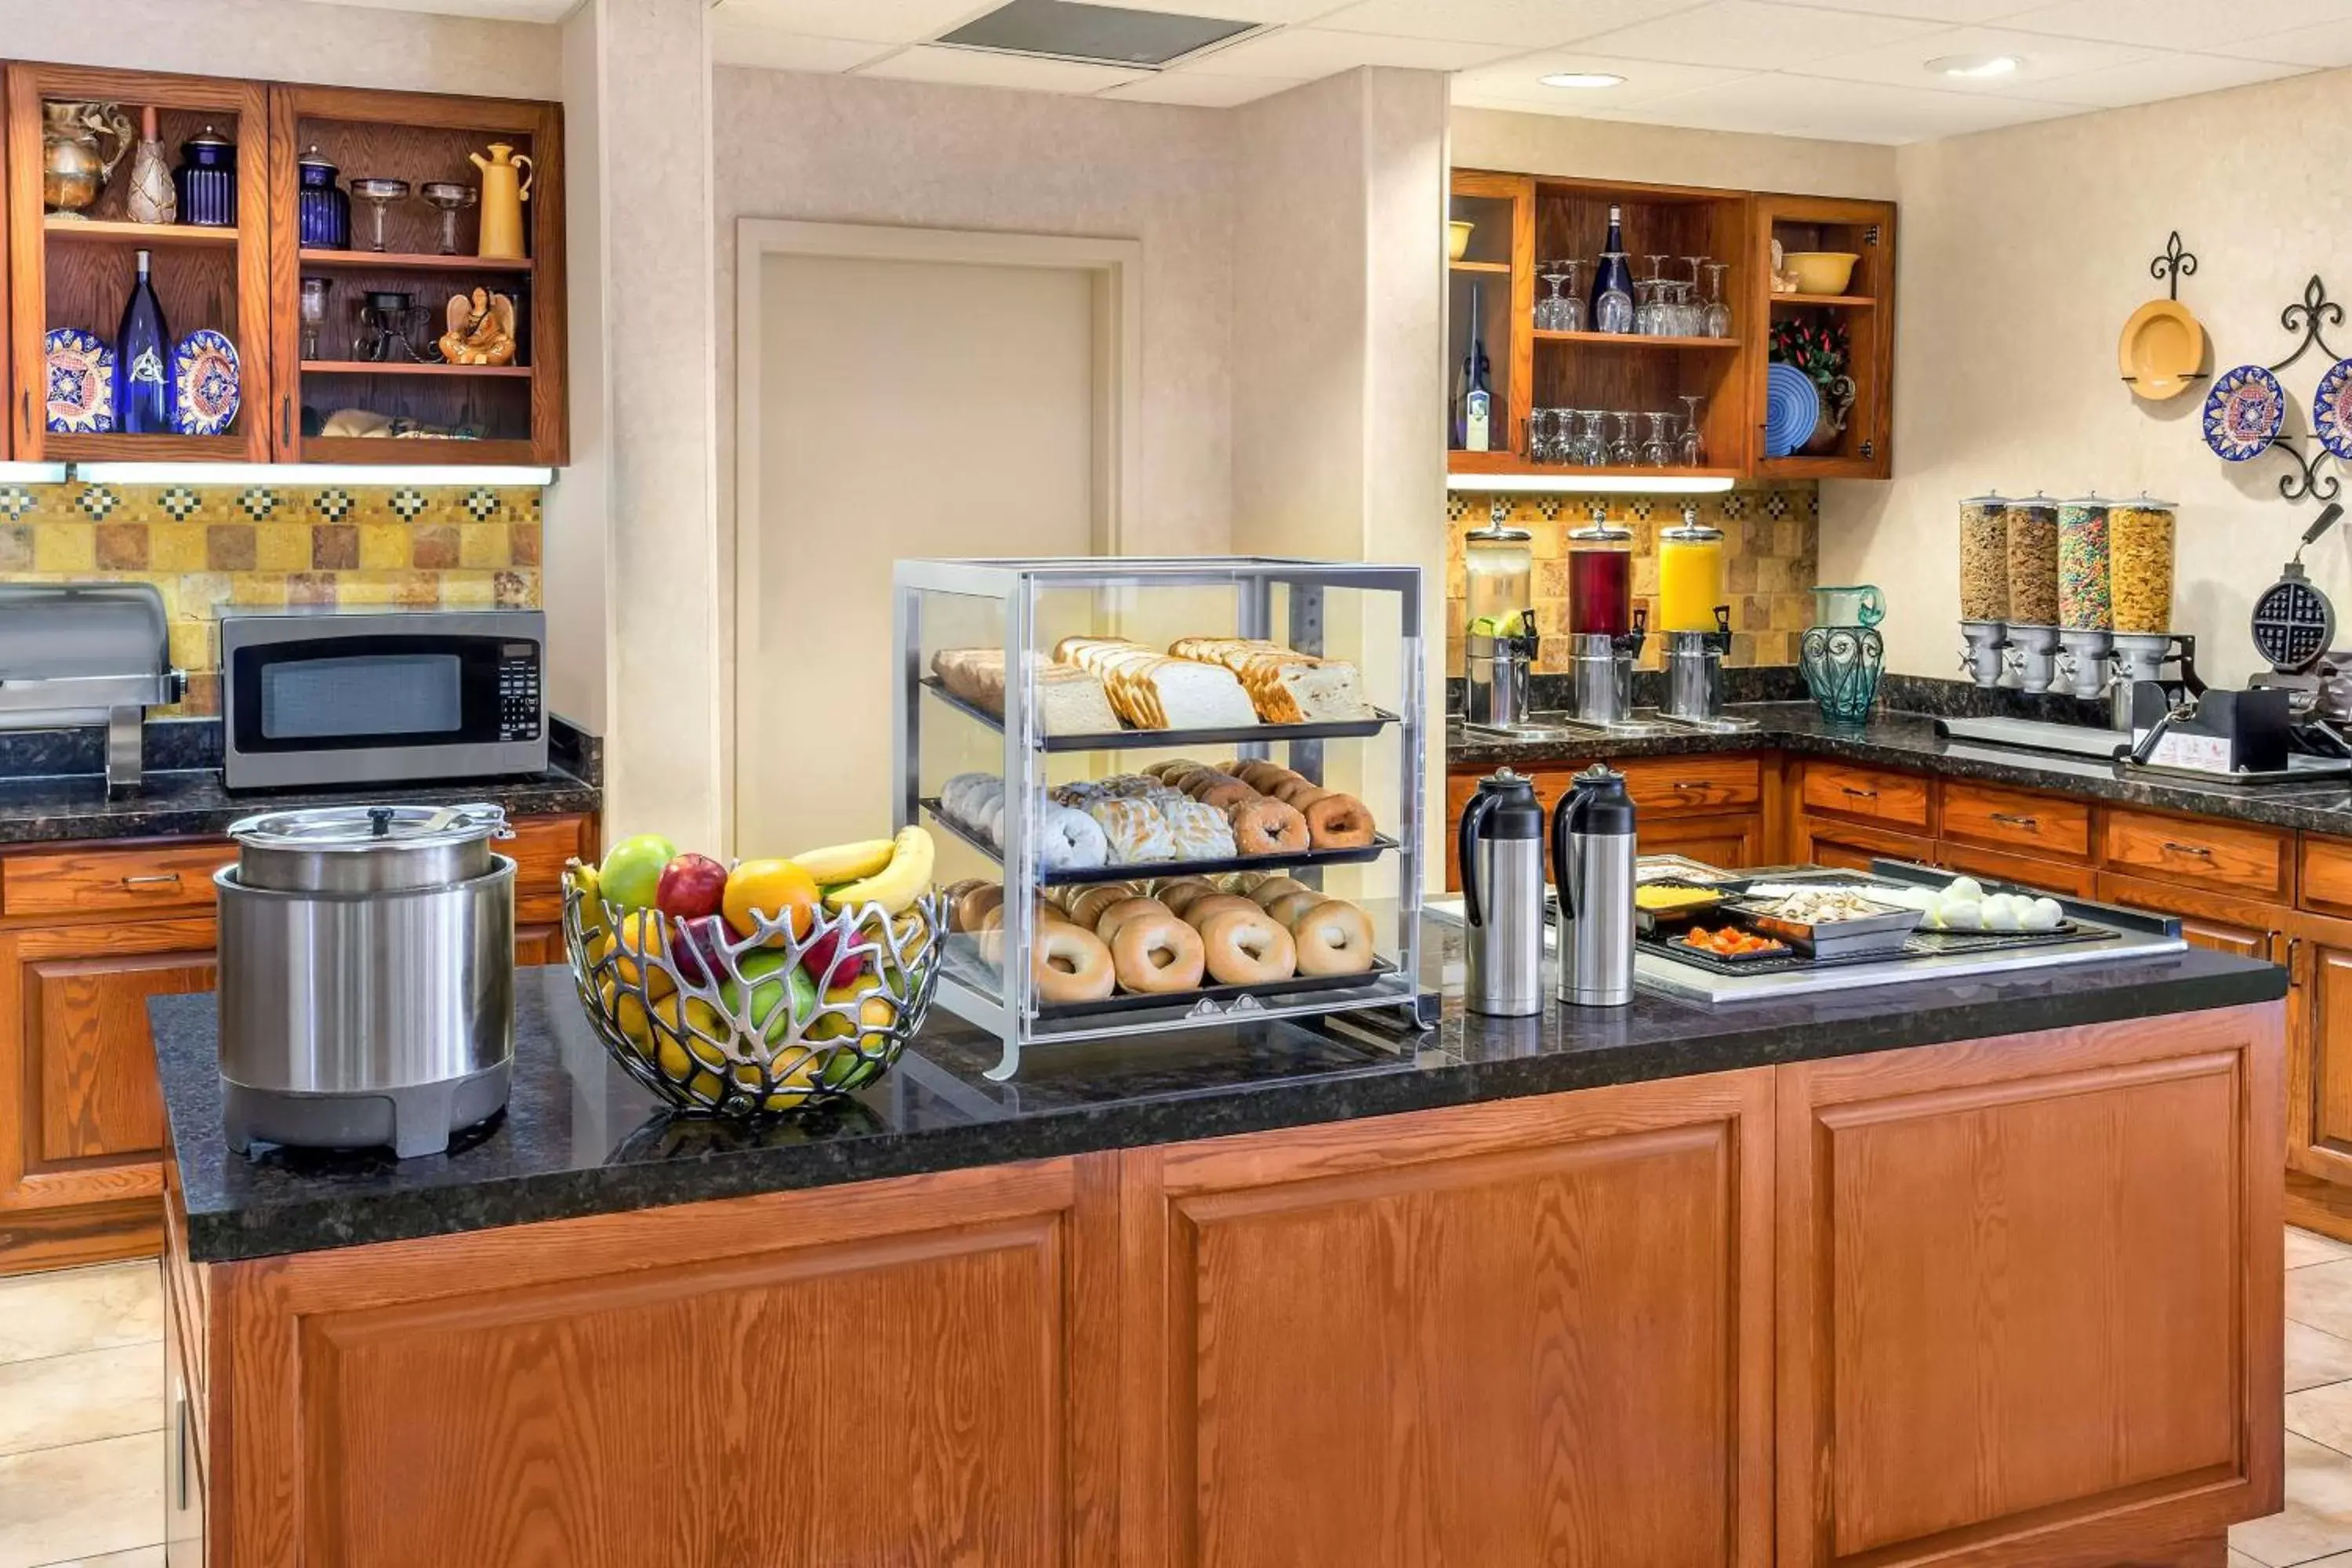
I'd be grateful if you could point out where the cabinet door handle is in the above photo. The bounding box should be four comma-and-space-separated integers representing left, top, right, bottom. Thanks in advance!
2288, 935, 2304, 973
1989, 811, 2040, 829
19, 390, 28, 441
281, 395, 292, 447
1672, 779, 1711, 790
2161, 840, 2214, 859
1842, 786, 1878, 799
121, 873, 181, 887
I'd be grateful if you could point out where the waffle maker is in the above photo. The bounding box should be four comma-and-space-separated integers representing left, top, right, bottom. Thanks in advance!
2251, 503, 2352, 724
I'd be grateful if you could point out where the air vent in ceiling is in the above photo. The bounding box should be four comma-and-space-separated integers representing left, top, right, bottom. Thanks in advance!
937, 0, 1258, 68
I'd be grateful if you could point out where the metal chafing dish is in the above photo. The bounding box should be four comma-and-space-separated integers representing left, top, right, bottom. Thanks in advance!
0, 583, 185, 792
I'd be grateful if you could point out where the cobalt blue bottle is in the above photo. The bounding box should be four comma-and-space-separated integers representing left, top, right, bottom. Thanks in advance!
116, 249, 173, 434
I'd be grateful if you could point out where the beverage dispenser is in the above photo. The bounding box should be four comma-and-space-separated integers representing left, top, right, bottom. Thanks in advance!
1464, 503, 1538, 731
1657, 506, 1735, 724
1566, 516, 1646, 726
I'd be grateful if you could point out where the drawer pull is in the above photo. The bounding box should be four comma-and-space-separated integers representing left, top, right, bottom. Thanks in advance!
2161, 840, 2215, 860
1671, 779, 1711, 790
1842, 786, 1878, 800
122, 873, 183, 887
1989, 811, 2040, 829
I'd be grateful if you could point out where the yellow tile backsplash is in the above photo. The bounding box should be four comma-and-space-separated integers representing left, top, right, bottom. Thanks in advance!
0, 480, 543, 717
1445, 482, 1820, 677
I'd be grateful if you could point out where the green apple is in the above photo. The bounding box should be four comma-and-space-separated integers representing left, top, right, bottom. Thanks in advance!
720, 949, 818, 1043
598, 833, 678, 913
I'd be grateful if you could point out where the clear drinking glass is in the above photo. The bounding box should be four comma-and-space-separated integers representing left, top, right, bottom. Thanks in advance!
1534, 260, 1571, 331
1528, 408, 1559, 463
298, 275, 332, 361
1678, 394, 1706, 466
1574, 409, 1606, 467
1594, 253, 1634, 334
1682, 257, 1708, 329
1642, 412, 1676, 467
1557, 260, 1586, 332
1704, 262, 1733, 339
1608, 411, 1639, 466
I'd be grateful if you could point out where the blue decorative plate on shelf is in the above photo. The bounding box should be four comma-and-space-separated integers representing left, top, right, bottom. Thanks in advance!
2314, 358, 2352, 463
1764, 362, 1820, 459
2203, 363, 2286, 461
171, 330, 241, 437
43, 328, 114, 435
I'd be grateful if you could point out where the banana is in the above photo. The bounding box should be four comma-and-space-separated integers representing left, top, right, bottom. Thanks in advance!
824, 826, 935, 916
790, 837, 897, 883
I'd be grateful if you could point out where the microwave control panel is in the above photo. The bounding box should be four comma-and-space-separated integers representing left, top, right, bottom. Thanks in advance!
499, 643, 543, 740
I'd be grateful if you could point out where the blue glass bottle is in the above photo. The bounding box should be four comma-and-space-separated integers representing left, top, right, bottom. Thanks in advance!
117, 249, 173, 434
1590, 203, 1635, 335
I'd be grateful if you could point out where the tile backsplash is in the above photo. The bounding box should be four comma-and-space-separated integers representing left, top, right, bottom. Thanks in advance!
1445, 482, 1820, 677
0, 481, 543, 716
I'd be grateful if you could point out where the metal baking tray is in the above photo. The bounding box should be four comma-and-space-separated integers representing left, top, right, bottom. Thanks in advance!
1664, 931, 1788, 964
920, 797, 1396, 885
920, 677, 1398, 752
1635, 853, 1737, 885
1633, 883, 1728, 934
1034, 956, 1400, 1019
1722, 892, 1922, 957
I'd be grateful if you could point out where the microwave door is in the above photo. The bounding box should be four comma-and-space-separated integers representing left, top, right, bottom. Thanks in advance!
224, 631, 543, 789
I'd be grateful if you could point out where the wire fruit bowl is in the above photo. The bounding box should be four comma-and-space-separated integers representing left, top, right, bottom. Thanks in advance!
562, 865, 946, 1116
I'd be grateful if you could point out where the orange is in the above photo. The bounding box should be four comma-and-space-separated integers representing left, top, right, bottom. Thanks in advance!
723, 858, 820, 946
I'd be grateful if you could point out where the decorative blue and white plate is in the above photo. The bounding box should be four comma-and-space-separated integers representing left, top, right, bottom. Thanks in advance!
171, 330, 240, 437
2314, 358, 2352, 463
43, 328, 114, 435
1763, 361, 1819, 459
2203, 363, 2286, 461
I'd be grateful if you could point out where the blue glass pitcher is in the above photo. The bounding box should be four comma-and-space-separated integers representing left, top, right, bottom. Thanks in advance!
1802, 583, 1886, 726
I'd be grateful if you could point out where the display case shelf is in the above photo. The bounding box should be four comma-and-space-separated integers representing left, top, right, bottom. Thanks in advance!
922, 797, 1399, 885
44, 217, 236, 246
1772, 292, 1875, 308
919, 676, 1398, 752
1448, 260, 1511, 274
1536, 328, 1741, 350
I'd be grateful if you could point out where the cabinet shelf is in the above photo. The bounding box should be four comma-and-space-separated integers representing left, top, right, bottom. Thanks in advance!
299, 248, 532, 273
1448, 260, 1511, 274
44, 217, 238, 246
301, 361, 532, 379
1536, 329, 1741, 350
1771, 292, 1875, 308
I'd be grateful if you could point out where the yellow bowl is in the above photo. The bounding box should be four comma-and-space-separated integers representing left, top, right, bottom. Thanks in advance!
1786, 251, 1860, 296
1447, 220, 1475, 262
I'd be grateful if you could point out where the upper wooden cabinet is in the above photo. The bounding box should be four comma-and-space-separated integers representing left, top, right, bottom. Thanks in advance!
2, 63, 564, 468
5, 63, 276, 463
1446, 167, 1895, 485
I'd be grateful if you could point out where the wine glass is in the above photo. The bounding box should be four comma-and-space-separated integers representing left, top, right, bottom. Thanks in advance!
1682, 256, 1708, 329
1574, 409, 1606, 467
1704, 263, 1733, 339
1678, 394, 1706, 466
1594, 253, 1634, 334
420, 181, 476, 256
1642, 412, 1676, 467
298, 275, 331, 361
348, 177, 410, 253
1527, 407, 1556, 463
1607, 411, 1639, 466
1557, 260, 1586, 332
1534, 260, 1570, 330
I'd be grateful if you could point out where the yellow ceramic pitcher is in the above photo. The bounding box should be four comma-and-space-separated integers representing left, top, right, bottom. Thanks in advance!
470, 142, 533, 260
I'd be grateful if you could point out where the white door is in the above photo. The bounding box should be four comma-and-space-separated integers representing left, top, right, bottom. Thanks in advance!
739, 250, 1099, 855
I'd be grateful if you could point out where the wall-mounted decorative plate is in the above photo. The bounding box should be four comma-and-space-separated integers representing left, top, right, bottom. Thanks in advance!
43, 328, 114, 434
2313, 358, 2352, 462
171, 330, 241, 437
2204, 364, 2286, 461
2118, 297, 2204, 400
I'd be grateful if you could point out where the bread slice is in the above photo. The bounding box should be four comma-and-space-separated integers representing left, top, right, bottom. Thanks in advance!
928, 648, 1120, 735
1167, 637, 1374, 723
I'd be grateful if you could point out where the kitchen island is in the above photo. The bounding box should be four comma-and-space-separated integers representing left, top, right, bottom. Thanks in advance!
156, 935, 2285, 1568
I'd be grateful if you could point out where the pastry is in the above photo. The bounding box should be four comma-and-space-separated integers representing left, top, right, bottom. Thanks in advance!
1039, 803, 1110, 870
1162, 797, 1239, 862
1199, 908, 1297, 985
1293, 900, 1375, 976
1265, 889, 1325, 928
1112, 913, 1206, 993
1094, 895, 1172, 944
1087, 798, 1177, 864
1247, 876, 1310, 909
1182, 893, 1259, 928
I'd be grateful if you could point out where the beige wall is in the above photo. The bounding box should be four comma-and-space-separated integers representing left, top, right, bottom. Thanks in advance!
1821, 66, 2352, 685
0, 0, 560, 97
1449, 105, 1896, 198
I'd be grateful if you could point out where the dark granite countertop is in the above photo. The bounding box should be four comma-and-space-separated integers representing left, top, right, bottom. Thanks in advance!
156, 927, 2284, 1263
1452, 703, 2352, 835
0, 715, 600, 844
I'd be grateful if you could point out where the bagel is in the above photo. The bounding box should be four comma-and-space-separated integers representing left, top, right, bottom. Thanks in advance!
1065, 884, 1131, 932
1095, 895, 1173, 944
1112, 913, 1206, 993
1265, 889, 1326, 928
1183, 892, 1259, 929
1305, 793, 1376, 849
1247, 875, 1310, 909
1153, 877, 1218, 917
1230, 798, 1310, 856
1033, 924, 1116, 1002
954, 882, 1003, 935
1199, 907, 1297, 985
1293, 899, 1375, 976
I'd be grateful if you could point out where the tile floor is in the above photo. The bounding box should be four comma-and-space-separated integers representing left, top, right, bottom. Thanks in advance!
9, 1233, 2352, 1565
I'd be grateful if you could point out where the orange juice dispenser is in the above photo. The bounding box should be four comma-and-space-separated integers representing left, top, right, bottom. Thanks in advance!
1657, 507, 1747, 729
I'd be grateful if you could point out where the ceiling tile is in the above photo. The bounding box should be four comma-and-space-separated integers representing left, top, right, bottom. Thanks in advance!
1777, 0, 2043, 18
1309, 0, 1703, 49
1185, 26, 1517, 76
2003, 49, 2311, 107
1099, 69, 1307, 103
708, 0, 996, 47
856, 43, 1151, 91
1613, 69, 2084, 140
1570, 1, 1953, 72
2214, 16, 2352, 67
1450, 51, 1758, 107
1075, 0, 1347, 21
709, 20, 893, 72
1801, 24, 2153, 90
2002, 0, 2352, 51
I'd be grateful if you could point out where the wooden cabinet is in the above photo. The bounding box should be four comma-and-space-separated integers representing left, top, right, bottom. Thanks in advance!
2103, 808, 2292, 901
1777, 1005, 2281, 1566
1789, 811, 1936, 876
1121, 1072, 1775, 1568
1934, 836, 2097, 899
1750, 193, 1895, 481
5, 63, 274, 462
1445, 755, 1768, 888
1642, 810, 1763, 869
1797, 759, 1933, 832
1940, 779, 2092, 860
1, 60, 564, 468
0, 811, 594, 1276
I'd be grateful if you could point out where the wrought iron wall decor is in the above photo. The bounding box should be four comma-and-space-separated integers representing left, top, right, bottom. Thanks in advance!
2261, 275, 2343, 505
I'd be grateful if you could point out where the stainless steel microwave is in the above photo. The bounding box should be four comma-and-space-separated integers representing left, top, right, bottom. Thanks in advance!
220, 608, 546, 791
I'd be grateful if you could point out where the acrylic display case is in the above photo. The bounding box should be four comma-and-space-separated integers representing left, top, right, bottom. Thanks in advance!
892, 557, 1429, 1080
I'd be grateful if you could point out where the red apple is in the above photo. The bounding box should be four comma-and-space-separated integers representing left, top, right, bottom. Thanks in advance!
670, 915, 730, 988
799, 925, 870, 989
655, 853, 728, 921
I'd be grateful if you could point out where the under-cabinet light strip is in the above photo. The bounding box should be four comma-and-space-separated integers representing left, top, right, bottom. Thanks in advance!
1446, 472, 1736, 496
69, 463, 557, 488
0, 462, 70, 485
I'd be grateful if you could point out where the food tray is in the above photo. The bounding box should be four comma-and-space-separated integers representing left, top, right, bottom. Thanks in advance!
1634, 883, 1726, 935
921, 797, 1397, 885
1665, 933, 1788, 964
920, 676, 1399, 752
1641, 920, 2111, 976
1723, 895, 1922, 958
1635, 853, 1737, 886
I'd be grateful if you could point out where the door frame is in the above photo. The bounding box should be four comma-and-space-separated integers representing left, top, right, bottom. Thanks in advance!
729, 218, 1142, 852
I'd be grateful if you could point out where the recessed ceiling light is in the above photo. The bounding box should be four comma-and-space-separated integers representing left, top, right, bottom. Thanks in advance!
1540, 71, 1624, 89
1928, 53, 2022, 78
